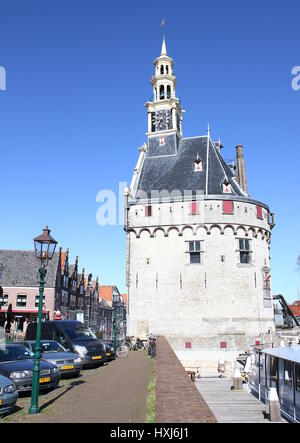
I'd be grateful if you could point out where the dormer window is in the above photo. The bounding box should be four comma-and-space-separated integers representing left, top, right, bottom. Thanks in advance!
194, 155, 202, 172
222, 179, 232, 194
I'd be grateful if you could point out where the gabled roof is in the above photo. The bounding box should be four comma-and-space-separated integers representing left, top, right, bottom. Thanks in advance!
0, 250, 59, 288
99, 285, 113, 304
134, 135, 248, 200
99, 298, 111, 309
121, 293, 128, 304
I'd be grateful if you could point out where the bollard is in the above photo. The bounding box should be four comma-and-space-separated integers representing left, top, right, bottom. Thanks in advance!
268, 388, 281, 422
231, 367, 243, 391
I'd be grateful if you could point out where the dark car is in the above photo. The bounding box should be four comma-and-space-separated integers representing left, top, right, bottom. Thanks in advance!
0, 374, 18, 416
25, 321, 107, 368
100, 340, 116, 361
23, 340, 82, 378
0, 344, 60, 393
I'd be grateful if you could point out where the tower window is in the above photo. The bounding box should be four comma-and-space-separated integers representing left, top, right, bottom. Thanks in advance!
238, 239, 251, 264
257, 205, 263, 219
223, 200, 233, 214
188, 241, 202, 264
159, 85, 165, 100
160, 65, 164, 75
194, 155, 203, 172
190, 202, 198, 215
166, 65, 169, 74
222, 179, 232, 194
145, 205, 152, 217
167, 85, 171, 99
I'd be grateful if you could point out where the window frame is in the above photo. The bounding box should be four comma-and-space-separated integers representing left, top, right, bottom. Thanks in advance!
186, 240, 203, 265
145, 205, 152, 217
190, 202, 198, 215
35, 295, 46, 308
257, 205, 263, 220
237, 238, 252, 264
16, 294, 27, 308
223, 200, 234, 214
0, 293, 8, 305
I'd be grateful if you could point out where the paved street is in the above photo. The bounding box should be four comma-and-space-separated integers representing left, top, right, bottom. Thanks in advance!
2, 350, 154, 423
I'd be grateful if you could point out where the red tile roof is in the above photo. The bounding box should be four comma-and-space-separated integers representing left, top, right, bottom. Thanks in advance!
121, 293, 127, 304
99, 286, 113, 304
290, 300, 300, 317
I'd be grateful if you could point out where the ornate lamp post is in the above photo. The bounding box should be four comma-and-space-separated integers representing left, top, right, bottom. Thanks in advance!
29, 226, 57, 415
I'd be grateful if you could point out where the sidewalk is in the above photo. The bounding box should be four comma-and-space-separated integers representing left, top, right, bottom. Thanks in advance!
4, 350, 154, 423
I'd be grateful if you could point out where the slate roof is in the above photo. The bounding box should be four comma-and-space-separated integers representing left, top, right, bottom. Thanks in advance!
134, 135, 248, 200
0, 250, 60, 288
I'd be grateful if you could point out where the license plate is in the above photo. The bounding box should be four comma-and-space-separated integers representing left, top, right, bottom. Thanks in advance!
61, 365, 74, 370
39, 377, 50, 383
106, 353, 111, 356
92, 356, 102, 360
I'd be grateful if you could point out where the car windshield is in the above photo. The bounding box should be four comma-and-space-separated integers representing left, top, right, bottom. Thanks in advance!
31, 342, 66, 353
0, 346, 34, 362
64, 325, 97, 341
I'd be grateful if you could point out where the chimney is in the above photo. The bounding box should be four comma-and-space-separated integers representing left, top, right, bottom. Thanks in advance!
235, 145, 248, 194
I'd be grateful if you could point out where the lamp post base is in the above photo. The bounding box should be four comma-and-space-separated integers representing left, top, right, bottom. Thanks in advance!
28, 405, 40, 415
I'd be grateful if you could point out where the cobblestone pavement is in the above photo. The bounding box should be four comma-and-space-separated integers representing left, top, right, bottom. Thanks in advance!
2, 350, 154, 423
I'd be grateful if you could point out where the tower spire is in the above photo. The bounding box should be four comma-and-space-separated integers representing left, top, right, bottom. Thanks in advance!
161, 19, 167, 55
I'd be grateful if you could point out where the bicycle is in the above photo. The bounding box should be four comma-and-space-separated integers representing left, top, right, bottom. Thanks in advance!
135, 338, 145, 351
147, 334, 156, 358
116, 339, 129, 358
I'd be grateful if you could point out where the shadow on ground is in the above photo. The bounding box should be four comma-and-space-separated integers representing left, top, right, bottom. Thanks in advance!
39, 380, 86, 412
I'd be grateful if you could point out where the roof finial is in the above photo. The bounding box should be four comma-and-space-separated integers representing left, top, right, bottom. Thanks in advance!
161, 19, 167, 56
207, 122, 210, 138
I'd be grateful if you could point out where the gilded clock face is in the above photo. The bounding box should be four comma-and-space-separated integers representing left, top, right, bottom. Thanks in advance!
152, 110, 172, 131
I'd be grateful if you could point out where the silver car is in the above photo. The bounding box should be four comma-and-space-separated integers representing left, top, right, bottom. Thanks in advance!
23, 340, 82, 378
0, 374, 18, 416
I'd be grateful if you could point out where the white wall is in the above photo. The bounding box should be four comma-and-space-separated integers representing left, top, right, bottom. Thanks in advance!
126, 198, 275, 375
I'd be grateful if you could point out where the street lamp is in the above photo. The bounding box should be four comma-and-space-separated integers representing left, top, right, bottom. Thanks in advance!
29, 226, 57, 415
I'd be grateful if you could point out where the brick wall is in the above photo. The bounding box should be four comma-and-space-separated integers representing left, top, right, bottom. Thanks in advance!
156, 336, 217, 423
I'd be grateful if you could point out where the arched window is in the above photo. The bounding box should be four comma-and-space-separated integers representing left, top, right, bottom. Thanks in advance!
166, 85, 171, 99
159, 85, 165, 100
160, 65, 164, 75
166, 65, 169, 74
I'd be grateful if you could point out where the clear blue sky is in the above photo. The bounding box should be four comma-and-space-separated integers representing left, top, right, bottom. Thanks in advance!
0, 1, 299, 301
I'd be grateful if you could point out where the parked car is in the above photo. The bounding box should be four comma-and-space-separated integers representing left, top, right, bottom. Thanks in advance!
0, 374, 18, 416
25, 321, 107, 368
100, 340, 116, 361
23, 340, 82, 378
0, 344, 61, 393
